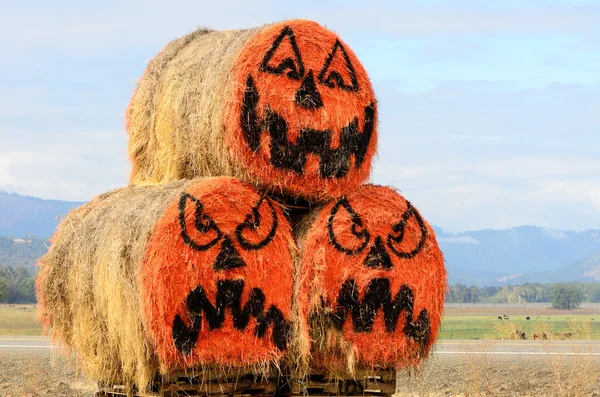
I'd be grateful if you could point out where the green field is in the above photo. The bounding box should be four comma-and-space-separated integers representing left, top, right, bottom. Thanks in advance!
440, 314, 600, 340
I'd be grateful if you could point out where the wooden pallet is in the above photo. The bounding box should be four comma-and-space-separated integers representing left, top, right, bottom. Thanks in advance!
97, 370, 396, 397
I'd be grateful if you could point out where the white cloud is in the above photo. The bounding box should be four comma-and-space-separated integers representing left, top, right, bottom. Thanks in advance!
370, 81, 600, 231
1, 1, 598, 53
373, 159, 600, 232
0, 1, 598, 234
438, 236, 480, 244
0, 129, 129, 201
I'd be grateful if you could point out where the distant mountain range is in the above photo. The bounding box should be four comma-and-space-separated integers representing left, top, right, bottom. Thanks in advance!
0, 191, 83, 238
1, 191, 599, 286
437, 226, 600, 286
490, 253, 600, 285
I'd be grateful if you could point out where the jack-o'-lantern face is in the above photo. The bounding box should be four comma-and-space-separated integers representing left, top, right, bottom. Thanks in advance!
227, 20, 377, 199
299, 185, 445, 368
141, 178, 295, 368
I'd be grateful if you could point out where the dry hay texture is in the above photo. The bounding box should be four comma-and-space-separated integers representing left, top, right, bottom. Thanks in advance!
127, 19, 377, 201
36, 177, 299, 391
297, 185, 446, 375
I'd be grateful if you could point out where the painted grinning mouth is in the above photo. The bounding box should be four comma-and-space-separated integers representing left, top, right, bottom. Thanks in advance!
330, 278, 430, 347
241, 75, 375, 179
172, 279, 290, 355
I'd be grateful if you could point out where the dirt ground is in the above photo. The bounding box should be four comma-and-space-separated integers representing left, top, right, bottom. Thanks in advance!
395, 354, 600, 397
0, 350, 96, 397
2, 349, 600, 397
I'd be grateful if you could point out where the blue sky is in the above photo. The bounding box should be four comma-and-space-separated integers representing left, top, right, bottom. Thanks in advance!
1, 0, 599, 232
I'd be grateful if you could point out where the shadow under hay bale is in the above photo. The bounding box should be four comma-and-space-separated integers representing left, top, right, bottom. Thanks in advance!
127, 19, 377, 201
36, 177, 299, 393
296, 185, 446, 375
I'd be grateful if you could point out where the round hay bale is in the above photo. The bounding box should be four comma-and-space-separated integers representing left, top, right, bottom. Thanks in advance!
141, 179, 299, 372
296, 185, 446, 374
127, 19, 378, 201
36, 177, 299, 391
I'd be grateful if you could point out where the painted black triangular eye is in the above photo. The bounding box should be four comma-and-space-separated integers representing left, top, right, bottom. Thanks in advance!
235, 196, 278, 250
260, 26, 305, 80
317, 39, 359, 92
327, 197, 370, 255
386, 202, 427, 259
179, 193, 223, 251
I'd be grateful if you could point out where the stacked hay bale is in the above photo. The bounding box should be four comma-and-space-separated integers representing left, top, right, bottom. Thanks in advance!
37, 18, 446, 394
126, 19, 377, 200
296, 185, 445, 375
141, 179, 298, 372
37, 178, 299, 390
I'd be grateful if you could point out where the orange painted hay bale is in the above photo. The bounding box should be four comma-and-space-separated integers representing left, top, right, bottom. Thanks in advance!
140, 178, 302, 374
127, 19, 377, 201
36, 177, 300, 392
296, 185, 446, 375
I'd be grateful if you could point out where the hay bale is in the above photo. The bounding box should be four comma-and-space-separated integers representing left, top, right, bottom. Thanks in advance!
296, 185, 446, 375
141, 179, 302, 373
127, 19, 378, 201
37, 177, 299, 391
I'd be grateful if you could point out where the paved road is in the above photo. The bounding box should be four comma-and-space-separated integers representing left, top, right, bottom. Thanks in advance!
0, 336, 53, 351
434, 340, 600, 358
2, 337, 600, 357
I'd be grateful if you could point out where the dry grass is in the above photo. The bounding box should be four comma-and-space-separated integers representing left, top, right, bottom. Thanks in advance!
0, 304, 40, 336
396, 345, 600, 396
3, 347, 600, 397
0, 350, 96, 397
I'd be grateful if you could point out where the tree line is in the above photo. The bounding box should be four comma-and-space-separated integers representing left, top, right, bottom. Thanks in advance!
446, 282, 597, 309
0, 236, 48, 270
0, 265, 37, 303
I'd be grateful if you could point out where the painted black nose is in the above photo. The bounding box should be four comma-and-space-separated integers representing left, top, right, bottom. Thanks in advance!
213, 235, 246, 271
363, 236, 393, 270
294, 70, 323, 109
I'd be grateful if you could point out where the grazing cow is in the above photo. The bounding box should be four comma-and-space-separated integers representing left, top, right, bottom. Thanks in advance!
498, 316, 503, 320
542, 333, 548, 340
515, 330, 527, 340
526, 316, 530, 320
